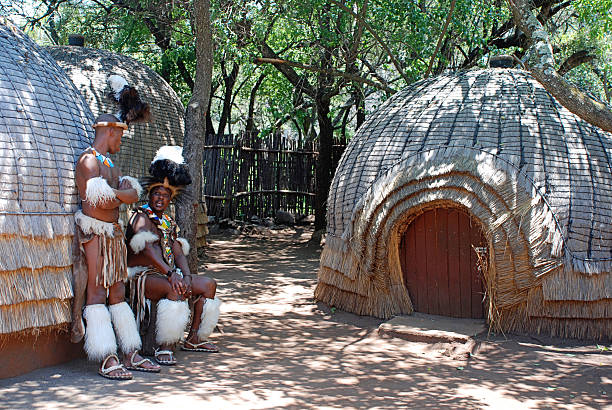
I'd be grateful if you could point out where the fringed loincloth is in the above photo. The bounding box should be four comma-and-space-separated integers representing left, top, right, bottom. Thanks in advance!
127, 267, 199, 333
128, 266, 162, 332
71, 210, 127, 343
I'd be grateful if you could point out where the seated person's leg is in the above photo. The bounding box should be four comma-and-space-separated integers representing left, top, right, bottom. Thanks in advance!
108, 282, 159, 372
83, 237, 131, 379
145, 275, 190, 365
184, 276, 220, 352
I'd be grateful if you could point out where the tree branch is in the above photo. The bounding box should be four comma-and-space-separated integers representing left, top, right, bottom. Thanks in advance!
258, 43, 318, 99
558, 50, 595, 75
508, 0, 612, 132
254, 57, 396, 94
329, 0, 409, 84
425, 0, 456, 78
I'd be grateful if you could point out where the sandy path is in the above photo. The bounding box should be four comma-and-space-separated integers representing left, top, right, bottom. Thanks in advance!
1, 228, 611, 409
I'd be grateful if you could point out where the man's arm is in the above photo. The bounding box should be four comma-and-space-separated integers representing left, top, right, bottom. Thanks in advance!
76, 155, 122, 209
115, 174, 141, 204
171, 239, 193, 294
130, 215, 187, 295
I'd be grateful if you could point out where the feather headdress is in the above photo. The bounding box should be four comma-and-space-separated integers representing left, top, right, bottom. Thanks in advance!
108, 74, 151, 124
143, 146, 192, 200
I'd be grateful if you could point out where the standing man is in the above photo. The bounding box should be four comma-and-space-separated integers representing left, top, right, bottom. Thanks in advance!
126, 146, 221, 366
73, 113, 160, 379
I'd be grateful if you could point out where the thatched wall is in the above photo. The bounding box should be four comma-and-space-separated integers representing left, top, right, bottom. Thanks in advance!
47, 46, 184, 180
316, 69, 612, 340
0, 21, 94, 335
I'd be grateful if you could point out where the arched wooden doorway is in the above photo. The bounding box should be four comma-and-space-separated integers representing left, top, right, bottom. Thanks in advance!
399, 207, 487, 318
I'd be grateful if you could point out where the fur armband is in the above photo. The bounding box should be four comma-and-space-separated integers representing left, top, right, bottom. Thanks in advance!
119, 176, 143, 199
85, 176, 116, 207
130, 231, 159, 254
176, 237, 190, 256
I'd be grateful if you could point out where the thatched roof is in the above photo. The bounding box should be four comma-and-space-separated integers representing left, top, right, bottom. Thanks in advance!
47, 46, 184, 179
316, 69, 612, 339
0, 21, 94, 334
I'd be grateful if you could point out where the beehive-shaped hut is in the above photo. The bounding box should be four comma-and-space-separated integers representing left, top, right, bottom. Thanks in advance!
47, 45, 184, 179
0, 21, 94, 376
316, 69, 612, 340
48, 46, 207, 247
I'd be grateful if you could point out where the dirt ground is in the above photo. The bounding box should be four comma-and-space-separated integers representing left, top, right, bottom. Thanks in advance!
1, 227, 611, 409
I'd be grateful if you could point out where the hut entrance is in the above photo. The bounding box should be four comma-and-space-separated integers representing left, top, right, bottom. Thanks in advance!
399, 207, 487, 319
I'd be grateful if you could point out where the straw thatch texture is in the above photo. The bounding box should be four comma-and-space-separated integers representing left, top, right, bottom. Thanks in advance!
0, 21, 94, 334
316, 69, 612, 339
47, 46, 184, 181
48, 46, 208, 248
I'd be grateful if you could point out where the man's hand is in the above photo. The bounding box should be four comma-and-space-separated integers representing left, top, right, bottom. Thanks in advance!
183, 275, 193, 297
118, 178, 132, 190
168, 271, 188, 296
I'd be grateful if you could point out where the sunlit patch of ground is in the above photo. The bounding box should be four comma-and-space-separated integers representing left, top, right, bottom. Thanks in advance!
1, 227, 610, 409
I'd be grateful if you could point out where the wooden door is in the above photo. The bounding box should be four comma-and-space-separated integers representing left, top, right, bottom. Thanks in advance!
400, 207, 487, 318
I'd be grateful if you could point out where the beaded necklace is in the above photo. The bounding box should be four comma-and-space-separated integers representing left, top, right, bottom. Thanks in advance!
91, 147, 114, 168
141, 204, 175, 266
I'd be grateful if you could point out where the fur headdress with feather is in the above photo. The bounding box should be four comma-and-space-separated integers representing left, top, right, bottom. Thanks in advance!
108, 74, 151, 124
143, 146, 192, 201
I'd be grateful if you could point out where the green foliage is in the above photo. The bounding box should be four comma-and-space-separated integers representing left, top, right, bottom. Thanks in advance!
5, 0, 611, 137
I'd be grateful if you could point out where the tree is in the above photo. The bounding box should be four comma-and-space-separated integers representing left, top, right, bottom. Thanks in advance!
508, 0, 612, 132
175, 0, 213, 272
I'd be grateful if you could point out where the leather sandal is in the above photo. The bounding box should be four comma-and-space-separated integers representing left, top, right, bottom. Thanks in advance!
154, 348, 177, 365
99, 354, 132, 380
181, 340, 219, 352
125, 351, 161, 373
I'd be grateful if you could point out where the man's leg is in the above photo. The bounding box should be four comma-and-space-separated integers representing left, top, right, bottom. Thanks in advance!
83, 237, 131, 379
145, 276, 190, 364
108, 282, 159, 372
184, 276, 220, 351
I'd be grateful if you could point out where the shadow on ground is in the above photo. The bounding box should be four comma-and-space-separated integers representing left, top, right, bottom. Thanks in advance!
1, 228, 610, 409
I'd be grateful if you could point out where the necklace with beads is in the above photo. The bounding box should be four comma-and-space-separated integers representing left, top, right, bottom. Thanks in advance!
91, 147, 114, 168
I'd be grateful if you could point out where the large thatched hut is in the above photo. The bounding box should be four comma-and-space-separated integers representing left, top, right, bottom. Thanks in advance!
47, 46, 184, 181
48, 45, 207, 247
0, 21, 94, 377
316, 68, 612, 340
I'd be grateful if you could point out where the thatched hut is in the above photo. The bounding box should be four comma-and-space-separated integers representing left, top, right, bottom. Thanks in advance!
48, 45, 207, 247
316, 68, 612, 340
0, 21, 94, 377
47, 46, 184, 178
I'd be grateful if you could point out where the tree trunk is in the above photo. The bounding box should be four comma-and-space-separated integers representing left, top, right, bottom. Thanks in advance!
175, 0, 213, 273
315, 98, 333, 232
246, 73, 266, 134
217, 62, 239, 136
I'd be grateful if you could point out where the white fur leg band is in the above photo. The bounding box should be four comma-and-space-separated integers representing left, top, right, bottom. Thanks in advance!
156, 299, 190, 345
83, 304, 117, 361
197, 297, 221, 340
119, 176, 143, 199
130, 231, 159, 254
85, 176, 116, 207
176, 237, 190, 256
109, 302, 142, 353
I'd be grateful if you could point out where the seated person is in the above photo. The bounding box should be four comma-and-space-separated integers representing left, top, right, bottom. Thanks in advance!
126, 146, 221, 365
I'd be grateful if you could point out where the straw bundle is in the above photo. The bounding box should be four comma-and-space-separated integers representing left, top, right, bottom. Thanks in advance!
316, 69, 612, 339
0, 21, 94, 335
